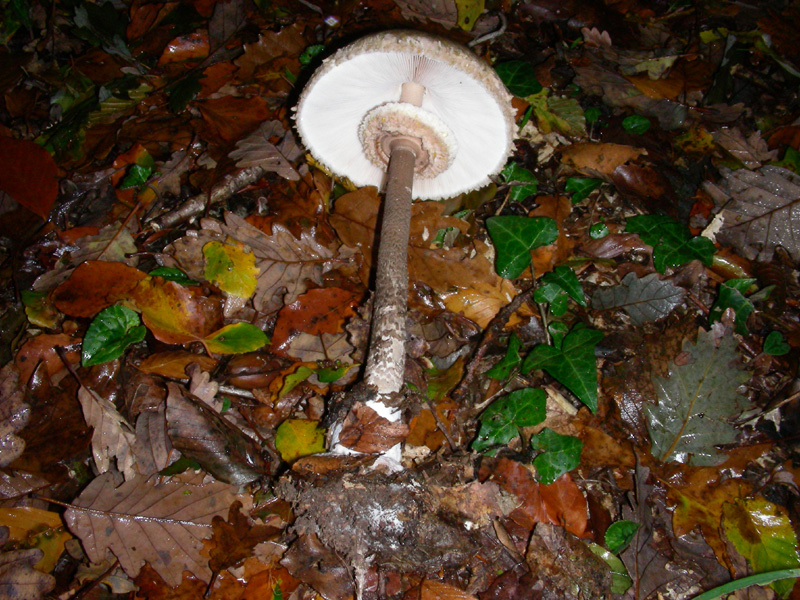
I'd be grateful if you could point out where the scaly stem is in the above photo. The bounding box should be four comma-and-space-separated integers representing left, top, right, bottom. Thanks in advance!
364, 140, 417, 398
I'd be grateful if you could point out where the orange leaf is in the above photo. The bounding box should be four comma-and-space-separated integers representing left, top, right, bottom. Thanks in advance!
271, 288, 359, 353
157, 32, 210, 66
16, 333, 80, 384
0, 136, 58, 219
560, 143, 646, 178
52, 261, 148, 318
420, 580, 478, 600
197, 96, 271, 143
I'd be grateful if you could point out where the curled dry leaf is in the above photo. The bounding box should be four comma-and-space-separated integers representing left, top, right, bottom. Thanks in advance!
77, 385, 137, 480
229, 120, 301, 181
337, 403, 409, 454
64, 472, 238, 586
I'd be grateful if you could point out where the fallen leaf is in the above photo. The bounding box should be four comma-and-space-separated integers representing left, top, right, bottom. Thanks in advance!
64, 472, 238, 586
208, 500, 281, 574
713, 127, 777, 170
274, 419, 326, 463
136, 351, 218, 379
337, 403, 409, 454
0, 364, 30, 467
271, 287, 359, 353
229, 120, 301, 181
0, 507, 71, 573
77, 385, 137, 480
591, 272, 685, 325
203, 240, 259, 299
0, 137, 58, 219
420, 579, 478, 600
52, 261, 147, 318
0, 526, 55, 600
560, 143, 646, 178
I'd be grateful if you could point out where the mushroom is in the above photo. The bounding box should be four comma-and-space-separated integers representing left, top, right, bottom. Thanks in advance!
295, 30, 515, 460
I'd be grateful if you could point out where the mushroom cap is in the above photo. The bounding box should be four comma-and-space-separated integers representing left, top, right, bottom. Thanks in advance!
295, 30, 516, 200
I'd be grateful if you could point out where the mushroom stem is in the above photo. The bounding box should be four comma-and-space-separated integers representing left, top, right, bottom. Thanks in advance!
363, 139, 418, 398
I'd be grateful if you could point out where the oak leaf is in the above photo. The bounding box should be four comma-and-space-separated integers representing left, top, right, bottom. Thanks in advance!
0, 526, 55, 600
77, 385, 137, 480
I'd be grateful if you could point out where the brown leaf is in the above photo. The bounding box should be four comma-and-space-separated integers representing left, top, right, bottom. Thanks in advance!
77, 385, 137, 480
560, 142, 646, 178
229, 120, 301, 181
337, 403, 409, 453
197, 96, 271, 144
528, 195, 574, 274
431, 481, 516, 527
271, 287, 360, 354
221, 213, 335, 314
0, 135, 57, 218
281, 533, 353, 600
15, 333, 80, 384
128, 277, 215, 344
483, 457, 588, 537
52, 261, 147, 318
0, 364, 30, 468
713, 127, 778, 170
137, 351, 218, 380
208, 500, 281, 573
420, 579, 478, 600
64, 472, 239, 586
0, 526, 55, 599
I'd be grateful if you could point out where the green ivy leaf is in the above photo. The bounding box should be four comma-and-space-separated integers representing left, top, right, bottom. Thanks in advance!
299, 44, 325, 65
772, 146, 800, 173
541, 265, 586, 306
167, 74, 203, 113
548, 321, 569, 349
82, 305, 146, 366
486, 334, 522, 380
622, 114, 652, 134
501, 162, 539, 202
486, 216, 558, 279
709, 278, 757, 334
522, 323, 604, 412
764, 331, 790, 356
587, 542, 633, 594
605, 520, 640, 554
626, 214, 716, 273
590, 222, 609, 239
584, 107, 602, 124
120, 162, 153, 190
530, 428, 583, 484
204, 322, 269, 354
565, 177, 602, 203
494, 61, 542, 97
472, 388, 546, 452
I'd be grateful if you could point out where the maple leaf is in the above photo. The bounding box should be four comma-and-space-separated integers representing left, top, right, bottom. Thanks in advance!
77, 385, 137, 480
64, 472, 238, 586
714, 165, 800, 262
221, 213, 335, 313
645, 325, 751, 466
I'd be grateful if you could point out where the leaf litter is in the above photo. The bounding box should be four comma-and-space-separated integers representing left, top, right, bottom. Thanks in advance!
1, 1, 800, 599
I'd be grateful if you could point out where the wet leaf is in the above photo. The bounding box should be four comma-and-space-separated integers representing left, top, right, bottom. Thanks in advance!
587, 542, 632, 594
495, 61, 541, 97
591, 272, 685, 325
229, 120, 301, 181
522, 323, 604, 413
420, 579, 478, 599
486, 216, 559, 278
764, 331, 790, 356
713, 128, 777, 169
0, 507, 71, 573
137, 351, 218, 379
565, 177, 602, 203
472, 388, 546, 452
530, 428, 583, 484
454, 0, 483, 31
0, 364, 30, 467
203, 240, 258, 299
64, 472, 238, 586
81, 305, 146, 366
645, 325, 750, 465
622, 115, 651, 134
0, 137, 58, 219
486, 333, 522, 380
500, 162, 539, 202
0, 526, 55, 600
708, 278, 756, 334
604, 520, 639, 554
52, 261, 147, 318
274, 419, 325, 463
541, 265, 586, 306
722, 498, 800, 597
208, 500, 281, 573
203, 322, 269, 354
626, 214, 716, 273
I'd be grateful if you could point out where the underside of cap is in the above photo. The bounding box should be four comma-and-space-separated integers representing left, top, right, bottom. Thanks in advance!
294, 30, 516, 200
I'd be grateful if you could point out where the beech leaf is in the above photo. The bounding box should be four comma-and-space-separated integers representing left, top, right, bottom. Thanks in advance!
644, 325, 750, 466
522, 323, 604, 413
203, 240, 259, 299
64, 472, 238, 586
591, 272, 685, 325
81, 305, 146, 366
203, 322, 269, 354
486, 216, 559, 279
274, 419, 325, 463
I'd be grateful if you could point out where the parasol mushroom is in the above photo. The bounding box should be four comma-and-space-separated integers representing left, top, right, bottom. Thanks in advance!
295, 30, 515, 461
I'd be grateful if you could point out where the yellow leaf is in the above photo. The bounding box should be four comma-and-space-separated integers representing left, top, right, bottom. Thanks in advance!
274, 419, 326, 463
455, 0, 484, 31
0, 507, 72, 572
203, 239, 259, 299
